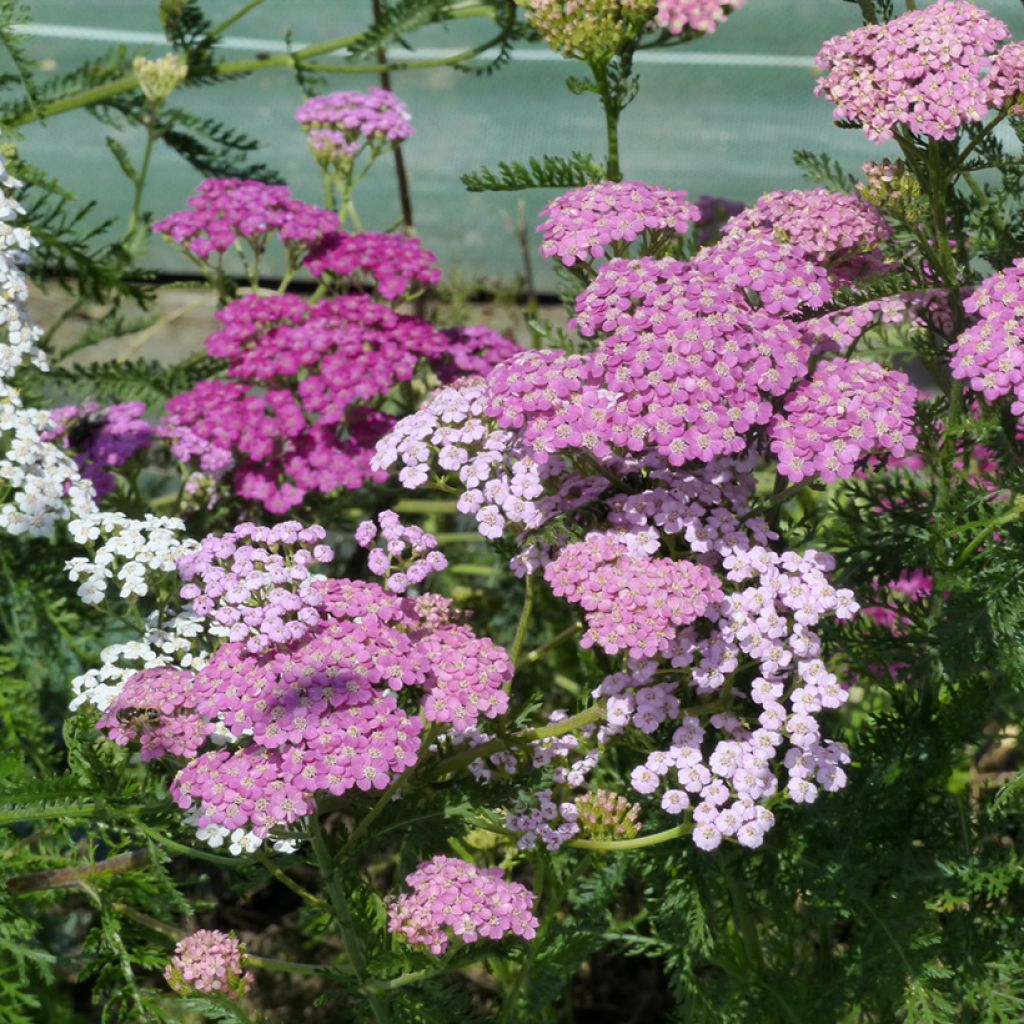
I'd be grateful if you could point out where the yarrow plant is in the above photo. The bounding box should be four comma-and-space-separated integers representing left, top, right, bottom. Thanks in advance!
10, 1, 1024, 1021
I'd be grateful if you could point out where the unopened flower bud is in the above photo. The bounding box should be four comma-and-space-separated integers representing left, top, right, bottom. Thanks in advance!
133, 53, 188, 104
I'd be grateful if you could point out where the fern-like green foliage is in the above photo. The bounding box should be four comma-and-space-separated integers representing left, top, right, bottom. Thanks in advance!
461, 152, 606, 192
793, 149, 858, 192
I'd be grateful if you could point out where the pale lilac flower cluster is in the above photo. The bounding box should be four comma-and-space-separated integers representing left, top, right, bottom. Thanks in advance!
545, 532, 723, 658
538, 181, 700, 267
153, 178, 336, 264
612, 542, 857, 852
295, 88, 413, 168
305, 231, 441, 301
719, 188, 892, 282
44, 401, 154, 499
356, 511, 447, 594
164, 930, 253, 999
655, 0, 745, 36
950, 258, 1024, 413
814, 1, 1011, 142
387, 856, 538, 954
769, 360, 919, 483
177, 522, 334, 653
160, 293, 448, 512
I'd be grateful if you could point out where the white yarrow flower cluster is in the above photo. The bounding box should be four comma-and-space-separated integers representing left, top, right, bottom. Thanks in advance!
65, 512, 199, 605
0, 154, 101, 536
70, 610, 208, 712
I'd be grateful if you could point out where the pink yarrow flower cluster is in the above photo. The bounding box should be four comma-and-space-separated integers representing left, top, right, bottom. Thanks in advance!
295, 88, 413, 168
97, 525, 514, 852
387, 856, 538, 954
655, 0, 746, 36
538, 181, 700, 267
545, 532, 723, 658
719, 188, 892, 282
356, 511, 447, 594
44, 401, 153, 499
814, 1, 1012, 142
164, 930, 253, 999
769, 360, 919, 483
153, 178, 336, 264
177, 521, 334, 653
951, 258, 1024, 413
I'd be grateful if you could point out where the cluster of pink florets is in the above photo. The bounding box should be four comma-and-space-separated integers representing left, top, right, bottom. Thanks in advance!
97, 524, 514, 850
814, 1, 1013, 143
386, 855, 538, 954
769, 360, 919, 483
305, 231, 441, 301
951, 258, 1024, 414
655, 0, 745, 36
356, 511, 448, 594
538, 181, 700, 267
153, 178, 336, 264
164, 930, 253, 999
295, 88, 413, 166
45, 401, 154, 499
545, 532, 723, 659
159, 292, 448, 512
177, 522, 334, 653
719, 188, 891, 281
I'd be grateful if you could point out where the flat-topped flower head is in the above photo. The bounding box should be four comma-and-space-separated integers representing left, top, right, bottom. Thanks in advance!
655, 0, 745, 36
951, 258, 1024, 413
295, 88, 413, 170
153, 178, 336, 264
517, 0, 654, 59
539, 181, 700, 267
304, 231, 441, 300
164, 930, 253, 999
815, 1, 1011, 142
387, 856, 538, 954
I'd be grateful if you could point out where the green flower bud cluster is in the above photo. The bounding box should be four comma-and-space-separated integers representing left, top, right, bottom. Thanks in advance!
133, 53, 188, 105
517, 0, 656, 61
574, 788, 642, 840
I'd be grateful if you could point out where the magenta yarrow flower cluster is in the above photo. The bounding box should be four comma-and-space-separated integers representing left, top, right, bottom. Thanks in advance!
305, 230, 440, 300
97, 524, 514, 852
538, 180, 700, 267
814, 1, 1016, 143
177, 522, 334, 653
295, 88, 413, 170
44, 401, 154, 499
356, 511, 447, 594
655, 0, 745, 36
153, 178, 336, 265
951, 258, 1024, 413
387, 855, 538, 954
159, 292, 448, 512
164, 930, 253, 999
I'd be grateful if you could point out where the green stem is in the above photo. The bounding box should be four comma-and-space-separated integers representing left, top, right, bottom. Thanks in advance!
125, 115, 158, 240
308, 814, 392, 1024
516, 622, 584, 670
254, 849, 326, 909
721, 860, 764, 974
430, 702, 605, 780
951, 502, 1023, 570
508, 573, 534, 667
210, 0, 267, 38
567, 824, 689, 852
